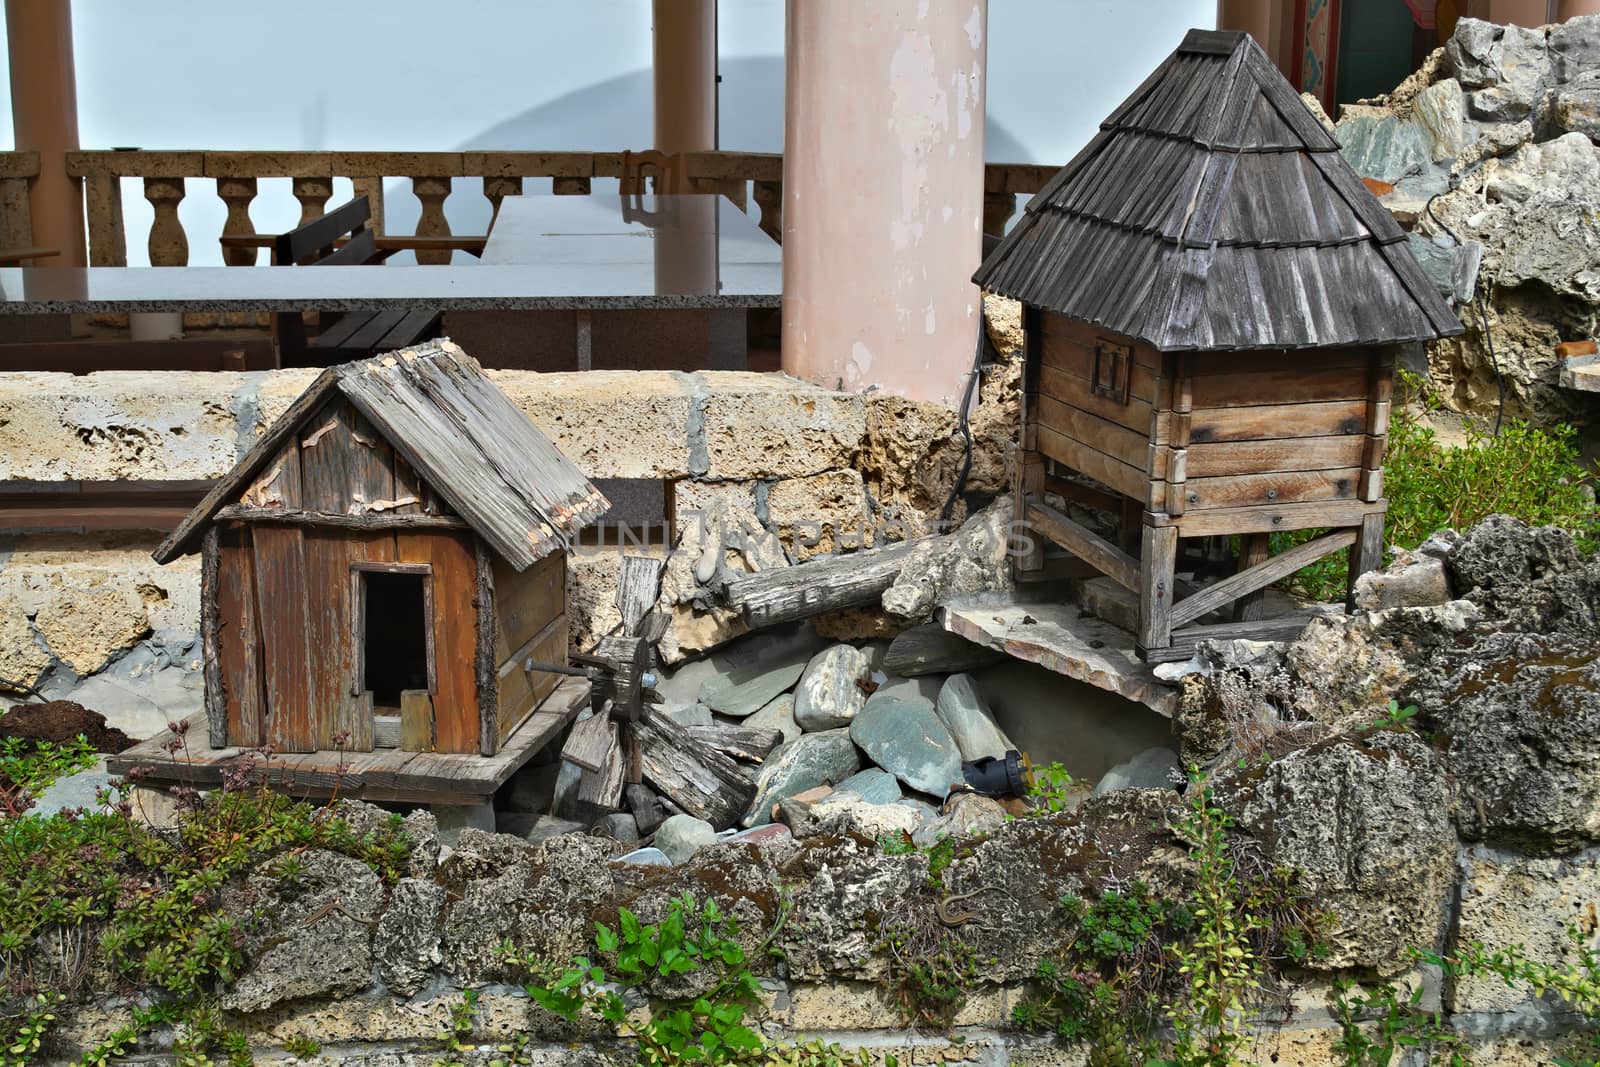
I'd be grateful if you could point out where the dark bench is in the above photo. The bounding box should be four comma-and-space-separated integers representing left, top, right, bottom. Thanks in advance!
273, 196, 441, 366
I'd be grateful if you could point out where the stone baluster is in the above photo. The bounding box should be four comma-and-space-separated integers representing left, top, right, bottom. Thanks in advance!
411, 176, 452, 264
83, 170, 127, 266
752, 180, 782, 245
291, 176, 333, 227
143, 177, 188, 266
552, 176, 591, 195
351, 176, 385, 236
983, 190, 1016, 240
482, 176, 522, 229
216, 176, 259, 266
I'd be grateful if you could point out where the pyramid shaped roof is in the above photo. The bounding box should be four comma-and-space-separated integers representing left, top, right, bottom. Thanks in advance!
974, 29, 1463, 351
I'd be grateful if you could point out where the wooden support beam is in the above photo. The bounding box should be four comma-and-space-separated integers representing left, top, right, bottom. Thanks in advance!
1025, 497, 1141, 592
1140, 611, 1337, 663
1168, 528, 1358, 631
214, 505, 469, 531
1346, 511, 1386, 610
1231, 533, 1272, 623
1138, 524, 1179, 652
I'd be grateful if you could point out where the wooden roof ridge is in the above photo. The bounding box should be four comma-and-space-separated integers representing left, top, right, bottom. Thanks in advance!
972, 27, 1465, 352
153, 340, 608, 569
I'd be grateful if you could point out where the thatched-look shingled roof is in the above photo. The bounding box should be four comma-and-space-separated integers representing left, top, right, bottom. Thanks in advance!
155, 341, 608, 570
974, 29, 1463, 352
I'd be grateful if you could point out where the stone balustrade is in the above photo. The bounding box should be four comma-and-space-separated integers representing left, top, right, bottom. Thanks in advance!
0, 150, 1054, 267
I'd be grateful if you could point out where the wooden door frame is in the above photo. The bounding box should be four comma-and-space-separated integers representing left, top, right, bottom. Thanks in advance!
349, 560, 438, 699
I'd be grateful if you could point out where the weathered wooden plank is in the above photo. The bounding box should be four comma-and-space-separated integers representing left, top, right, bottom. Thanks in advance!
1141, 611, 1336, 664
1168, 529, 1359, 630
562, 710, 616, 772
1039, 321, 1162, 403
1034, 393, 1158, 472
1188, 400, 1368, 443
344, 690, 375, 752
1137, 524, 1179, 653
213, 505, 469, 530
398, 531, 479, 753
724, 538, 928, 628
1188, 363, 1369, 409
1037, 364, 1156, 435
492, 552, 564, 662
200, 526, 226, 748
252, 524, 317, 752
496, 612, 569, 744
577, 734, 625, 808
616, 555, 664, 637
1025, 497, 1141, 592
1183, 468, 1360, 510
633, 709, 756, 830
1164, 499, 1381, 537
217, 524, 264, 748
1185, 435, 1365, 477
475, 539, 499, 756
1036, 424, 1150, 503
303, 528, 359, 750
401, 689, 433, 752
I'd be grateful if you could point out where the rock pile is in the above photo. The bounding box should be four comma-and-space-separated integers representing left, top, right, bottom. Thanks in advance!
1334, 15, 1600, 424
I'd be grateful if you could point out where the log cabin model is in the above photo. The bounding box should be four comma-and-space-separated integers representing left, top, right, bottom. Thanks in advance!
972, 28, 1464, 661
114, 341, 610, 805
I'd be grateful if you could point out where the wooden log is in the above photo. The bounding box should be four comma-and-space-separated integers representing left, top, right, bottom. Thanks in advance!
1168, 529, 1358, 630
213, 504, 470, 530
723, 537, 927, 629
615, 556, 664, 637
684, 724, 784, 765
576, 717, 624, 808
1025, 498, 1141, 592
632, 709, 755, 830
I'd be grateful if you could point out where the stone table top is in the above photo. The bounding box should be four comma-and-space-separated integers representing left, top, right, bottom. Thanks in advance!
482, 192, 780, 271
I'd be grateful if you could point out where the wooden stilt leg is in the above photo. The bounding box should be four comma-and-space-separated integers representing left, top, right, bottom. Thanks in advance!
1346, 511, 1386, 610
1138, 523, 1179, 656
1231, 533, 1272, 622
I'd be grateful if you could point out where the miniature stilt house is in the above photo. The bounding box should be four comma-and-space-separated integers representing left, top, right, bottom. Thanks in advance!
153, 342, 609, 755
973, 29, 1462, 659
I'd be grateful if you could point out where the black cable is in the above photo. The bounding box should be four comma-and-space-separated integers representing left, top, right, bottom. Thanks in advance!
0, 675, 45, 703
1425, 189, 1505, 435
940, 309, 990, 527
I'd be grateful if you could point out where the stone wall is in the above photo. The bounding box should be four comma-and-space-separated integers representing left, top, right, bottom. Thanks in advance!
24, 516, 1600, 1067
0, 305, 1021, 736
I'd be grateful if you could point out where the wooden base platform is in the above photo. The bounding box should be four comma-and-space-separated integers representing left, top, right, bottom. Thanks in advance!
106, 676, 589, 806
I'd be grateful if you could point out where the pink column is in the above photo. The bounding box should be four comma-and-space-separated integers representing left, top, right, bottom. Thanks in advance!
6, 0, 86, 265
1558, 0, 1600, 18
652, 0, 716, 156
781, 0, 987, 408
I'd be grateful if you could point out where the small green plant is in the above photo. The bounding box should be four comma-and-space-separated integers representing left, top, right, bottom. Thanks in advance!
283, 1035, 321, 1061
1, 994, 61, 1067
519, 893, 764, 1065
879, 920, 978, 1031
1329, 977, 1467, 1067
434, 988, 481, 1066
1, 734, 98, 815
1365, 699, 1418, 733
1026, 761, 1076, 815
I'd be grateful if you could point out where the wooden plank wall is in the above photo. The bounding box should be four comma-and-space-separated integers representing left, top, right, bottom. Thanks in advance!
397, 530, 480, 753
1180, 349, 1374, 513
1035, 314, 1161, 506
492, 553, 567, 746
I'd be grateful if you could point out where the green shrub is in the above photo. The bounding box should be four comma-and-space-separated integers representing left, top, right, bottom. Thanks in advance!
1281, 371, 1597, 602
0, 735, 98, 815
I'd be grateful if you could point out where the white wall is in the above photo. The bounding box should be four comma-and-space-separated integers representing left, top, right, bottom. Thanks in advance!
0, 0, 1214, 264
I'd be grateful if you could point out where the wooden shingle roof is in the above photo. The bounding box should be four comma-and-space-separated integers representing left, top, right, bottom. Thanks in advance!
974, 29, 1464, 352
154, 341, 609, 569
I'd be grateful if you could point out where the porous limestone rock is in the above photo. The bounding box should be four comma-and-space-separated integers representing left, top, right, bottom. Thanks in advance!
1218, 732, 1456, 971
224, 850, 384, 1012
792, 644, 871, 731
1351, 554, 1453, 612
881, 497, 1015, 620
375, 878, 445, 997
766, 468, 873, 561
0, 593, 50, 691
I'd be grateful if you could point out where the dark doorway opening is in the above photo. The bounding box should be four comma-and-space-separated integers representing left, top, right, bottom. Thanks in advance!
362, 572, 430, 709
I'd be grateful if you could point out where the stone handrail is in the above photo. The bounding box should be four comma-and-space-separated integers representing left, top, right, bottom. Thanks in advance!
0, 151, 41, 251
62, 150, 786, 268
55, 150, 1055, 269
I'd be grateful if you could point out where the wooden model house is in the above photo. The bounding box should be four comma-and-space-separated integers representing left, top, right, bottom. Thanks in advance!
973, 29, 1462, 659
152, 341, 609, 757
